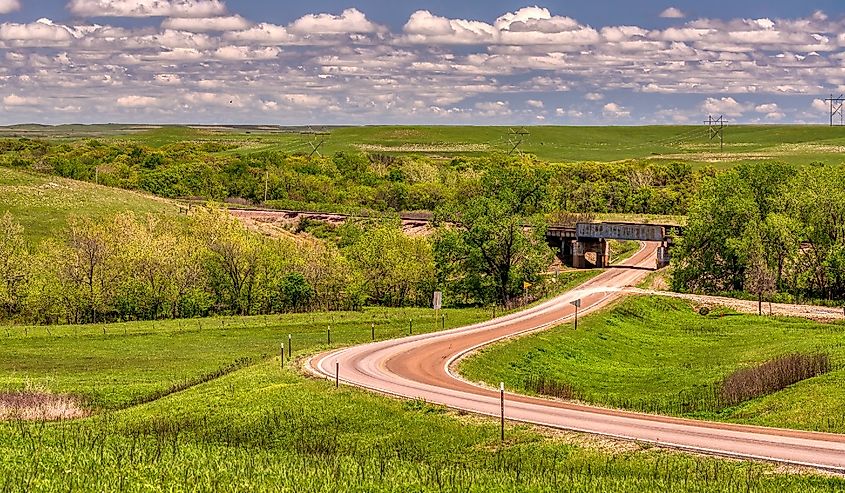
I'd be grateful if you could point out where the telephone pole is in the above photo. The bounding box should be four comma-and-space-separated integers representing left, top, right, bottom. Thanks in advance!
507, 127, 529, 155
824, 95, 845, 126
301, 127, 329, 158
705, 115, 726, 151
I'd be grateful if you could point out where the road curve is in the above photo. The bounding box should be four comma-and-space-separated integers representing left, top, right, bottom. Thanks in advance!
307, 242, 845, 472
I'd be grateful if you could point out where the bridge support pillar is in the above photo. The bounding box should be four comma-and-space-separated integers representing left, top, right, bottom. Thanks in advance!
595, 239, 610, 268
572, 240, 588, 269
657, 241, 671, 269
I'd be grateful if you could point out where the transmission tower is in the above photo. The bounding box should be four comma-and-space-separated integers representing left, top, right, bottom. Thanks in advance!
301, 127, 330, 157
705, 115, 727, 151
824, 95, 845, 126
507, 127, 530, 155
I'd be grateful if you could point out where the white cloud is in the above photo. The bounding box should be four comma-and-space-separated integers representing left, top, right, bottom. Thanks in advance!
162, 15, 250, 32
585, 92, 604, 101
0, 0, 21, 15
3, 94, 41, 106
0, 19, 74, 42
701, 97, 748, 117
67, 0, 227, 18
225, 23, 293, 45
811, 98, 830, 112
526, 99, 544, 108
659, 7, 686, 19
755, 103, 779, 113
116, 95, 158, 107
602, 102, 630, 117
213, 45, 279, 60
289, 8, 384, 35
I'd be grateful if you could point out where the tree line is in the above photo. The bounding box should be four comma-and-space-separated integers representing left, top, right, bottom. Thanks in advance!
1, 138, 703, 216
0, 209, 435, 325
672, 162, 845, 304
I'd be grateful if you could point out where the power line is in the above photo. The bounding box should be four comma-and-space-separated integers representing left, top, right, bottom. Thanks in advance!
824, 94, 845, 126
300, 127, 330, 157
705, 115, 727, 151
507, 127, 529, 155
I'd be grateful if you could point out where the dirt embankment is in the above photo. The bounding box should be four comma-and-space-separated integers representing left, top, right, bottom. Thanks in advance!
628, 288, 845, 321
228, 208, 433, 236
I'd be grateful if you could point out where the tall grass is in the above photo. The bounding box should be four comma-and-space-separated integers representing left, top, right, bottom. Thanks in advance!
718, 353, 831, 406
523, 353, 833, 417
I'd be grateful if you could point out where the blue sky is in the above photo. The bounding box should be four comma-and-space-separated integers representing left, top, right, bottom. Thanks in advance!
0, 0, 844, 124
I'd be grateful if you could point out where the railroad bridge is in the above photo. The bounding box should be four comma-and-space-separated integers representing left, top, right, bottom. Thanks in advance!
546, 222, 680, 269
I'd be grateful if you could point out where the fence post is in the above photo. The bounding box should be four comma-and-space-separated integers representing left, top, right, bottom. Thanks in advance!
500, 382, 505, 441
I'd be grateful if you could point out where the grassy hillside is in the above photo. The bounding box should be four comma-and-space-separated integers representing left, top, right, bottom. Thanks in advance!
461, 295, 845, 433
1, 312, 842, 491
0, 307, 486, 410
0, 167, 182, 242
5, 124, 845, 167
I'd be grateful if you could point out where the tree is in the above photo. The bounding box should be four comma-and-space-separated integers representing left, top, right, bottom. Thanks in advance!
346, 222, 435, 307
0, 213, 29, 318
435, 160, 553, 306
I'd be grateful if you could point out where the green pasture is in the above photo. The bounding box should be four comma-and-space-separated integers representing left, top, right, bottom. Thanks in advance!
461, 295, 845, 433
0, 167, 182, 243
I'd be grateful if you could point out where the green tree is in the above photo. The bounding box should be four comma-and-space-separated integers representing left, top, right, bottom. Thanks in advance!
435, 161, 552, 306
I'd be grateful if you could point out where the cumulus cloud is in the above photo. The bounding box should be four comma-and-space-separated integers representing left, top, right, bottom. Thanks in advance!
701, 97, 748, 117
162, 15, 250, 32
602, 102, 630, 118
67, 0, 227, 18
0, 5, 842, 124
289, 8, 384, 35
116, 95, 159, 107
0, 0, 21, 14
659, 7, 686, 19
0, 19, 74, 43
4, 94, 41, 106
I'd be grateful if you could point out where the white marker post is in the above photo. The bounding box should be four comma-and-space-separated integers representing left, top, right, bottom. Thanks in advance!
288, 334, 292, 358
280, 343, 284, 368
500, 382, 505, 441
571, 299, 581, 331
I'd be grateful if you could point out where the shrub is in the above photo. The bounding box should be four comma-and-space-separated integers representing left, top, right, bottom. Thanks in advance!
717, 353, 831, 406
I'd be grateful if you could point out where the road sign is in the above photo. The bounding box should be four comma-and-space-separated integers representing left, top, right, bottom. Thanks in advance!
570, 299, 581, 308
433, 291, 442, 310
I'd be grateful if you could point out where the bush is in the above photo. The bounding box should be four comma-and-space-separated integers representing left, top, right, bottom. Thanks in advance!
717, 353, 831, 406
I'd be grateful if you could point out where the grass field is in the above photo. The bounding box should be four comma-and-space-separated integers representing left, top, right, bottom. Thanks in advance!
461, 296, 845, 433
5, 124, 845, 167
2, 309, 844, 491
0, 167, 182, 242
0, 307, 487, 410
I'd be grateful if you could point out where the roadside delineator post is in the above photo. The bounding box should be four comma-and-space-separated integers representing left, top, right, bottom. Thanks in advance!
288, 334, 292, 358
280, 343, 284, 368
335, 362, 340, 389
371, 323, 375, 341
571, 299, 581, 330
500, 382, 505, 442
328, 326, 331, 345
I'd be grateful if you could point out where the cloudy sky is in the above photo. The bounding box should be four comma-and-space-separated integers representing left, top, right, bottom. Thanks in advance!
1, 0, 845, 125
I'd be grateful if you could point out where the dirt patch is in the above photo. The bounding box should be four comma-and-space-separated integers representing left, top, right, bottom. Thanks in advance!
628, 288, 845, 321
0, 392, 90, 421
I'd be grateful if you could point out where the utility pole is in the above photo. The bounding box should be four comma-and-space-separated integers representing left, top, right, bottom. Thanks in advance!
507, 127, 530, 155
824, 95, 845, 126
705, 115, 727, 151
301, 127, 329, 157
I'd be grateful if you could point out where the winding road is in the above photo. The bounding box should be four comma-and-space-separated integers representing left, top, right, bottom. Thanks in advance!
307, 241, 845, 472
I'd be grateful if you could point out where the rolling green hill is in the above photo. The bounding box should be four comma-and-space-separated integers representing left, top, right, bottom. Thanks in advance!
461, 295, 845, 434
0, 167, 182, 242
4, 124, 845, 167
